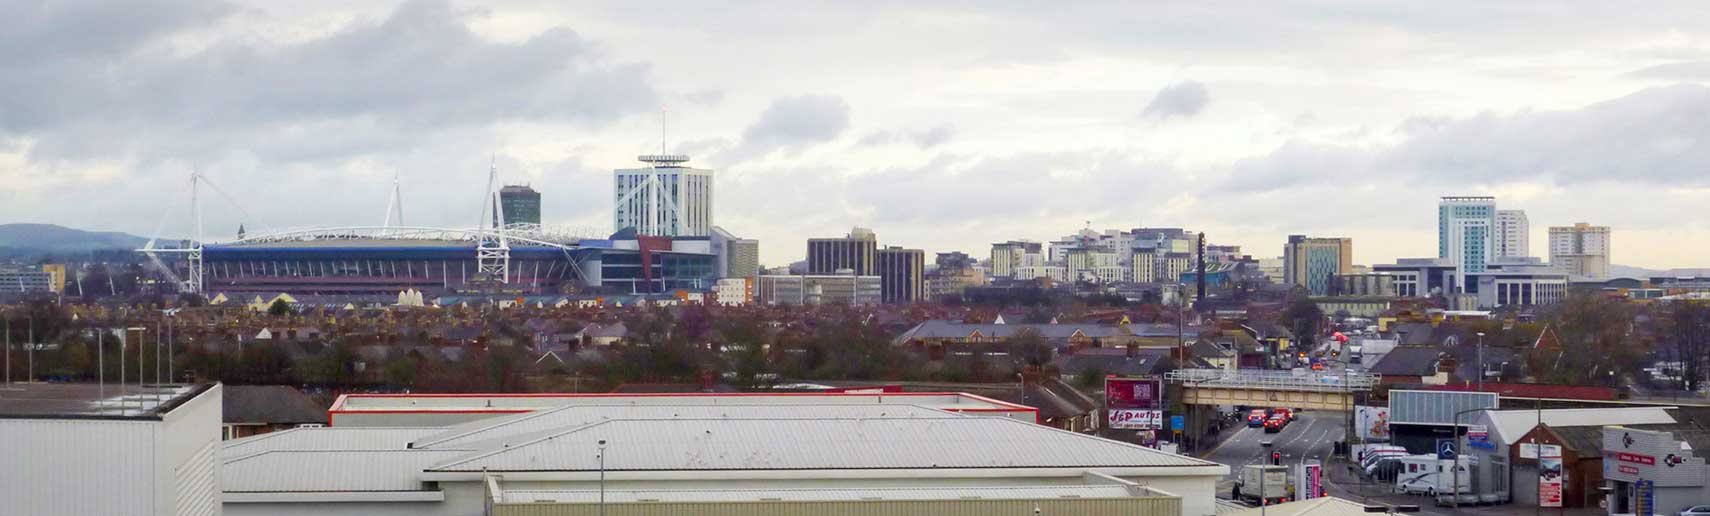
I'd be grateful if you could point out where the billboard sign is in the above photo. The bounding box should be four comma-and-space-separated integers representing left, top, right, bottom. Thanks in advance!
1105, 376, 1163, 410
1539, 444, 1563, 508
1355, 406, 1390, 440
1467, 424, 1492, 450
1109, 409, 1164, 430
1296, 461, 1323, 500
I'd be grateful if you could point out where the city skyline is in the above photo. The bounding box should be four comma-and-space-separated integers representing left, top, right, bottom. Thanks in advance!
3, 1, 1710, 269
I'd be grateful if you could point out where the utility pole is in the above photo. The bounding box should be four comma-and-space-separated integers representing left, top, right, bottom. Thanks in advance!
1475, 332, 1485, 392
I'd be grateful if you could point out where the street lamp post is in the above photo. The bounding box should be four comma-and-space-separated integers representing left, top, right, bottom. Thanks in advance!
1475, 332, 1485, 392
597, 439, 607, 516
1451, 407, 1486, 510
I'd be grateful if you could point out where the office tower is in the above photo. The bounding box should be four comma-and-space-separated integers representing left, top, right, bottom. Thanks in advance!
990, 241, 1041, 279
1131, 248, 1157, 282
1494, 209, 1529, 258
1439, 196, 1496, 291
614, 154, 714, 236
1549, 223, 1611, 279
877, 247, 926, 303
807, 227, 878, 275
498, 185, 541, 226
1283, 235, 1354, 296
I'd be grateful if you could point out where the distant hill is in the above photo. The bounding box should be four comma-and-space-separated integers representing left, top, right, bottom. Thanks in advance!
1609, 264, 1663, 279
0, 223, 150, 254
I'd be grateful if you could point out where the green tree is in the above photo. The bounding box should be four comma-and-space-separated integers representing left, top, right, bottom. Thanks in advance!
1281, 295, 1325, 351
267, 299, 292, 317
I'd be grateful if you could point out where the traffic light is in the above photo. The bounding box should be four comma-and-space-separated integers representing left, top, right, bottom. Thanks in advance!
1271, 452, 1281, 465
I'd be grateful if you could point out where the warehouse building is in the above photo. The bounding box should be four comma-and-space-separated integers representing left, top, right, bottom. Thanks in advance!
326, 391, 1039, 427
0, 383, 222, 516
227, 398, 1226, 516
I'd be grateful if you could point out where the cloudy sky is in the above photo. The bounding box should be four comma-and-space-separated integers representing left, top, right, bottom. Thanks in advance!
4, 1, 1710, 269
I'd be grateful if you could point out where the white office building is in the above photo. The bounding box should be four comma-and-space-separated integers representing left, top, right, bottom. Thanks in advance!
614, 154, 714, 237
1494, 209, 1529, 259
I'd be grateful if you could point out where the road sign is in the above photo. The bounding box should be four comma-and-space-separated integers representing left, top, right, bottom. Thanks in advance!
1437, 439, 1457, 460
1170, 415, 1184, 431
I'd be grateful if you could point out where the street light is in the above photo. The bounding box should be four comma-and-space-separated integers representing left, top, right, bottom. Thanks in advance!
1475, 332, 1485, 392
597, 439, 608, 516
1450, 406, 1486, 510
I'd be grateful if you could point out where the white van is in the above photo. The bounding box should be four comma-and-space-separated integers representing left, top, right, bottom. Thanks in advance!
1394, 456, 1470, 496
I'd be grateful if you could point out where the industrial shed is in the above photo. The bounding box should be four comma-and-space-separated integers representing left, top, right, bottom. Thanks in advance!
0, 383, 222, 516
326, 391, 1039, 427
226, 401, 1226, 516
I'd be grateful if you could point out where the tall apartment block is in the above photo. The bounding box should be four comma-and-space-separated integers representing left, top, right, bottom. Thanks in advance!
1549, 223, 1611, 279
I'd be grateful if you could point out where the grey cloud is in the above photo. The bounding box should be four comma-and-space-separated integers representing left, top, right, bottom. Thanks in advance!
718, 94, 850, 162
1141, 81, 1209, 119
1, 0, 659, 162
1226, 83, 1710, 192
857, 125, 955, 148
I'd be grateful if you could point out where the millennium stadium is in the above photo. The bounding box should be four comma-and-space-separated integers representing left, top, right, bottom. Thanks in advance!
139, 157, 741, 297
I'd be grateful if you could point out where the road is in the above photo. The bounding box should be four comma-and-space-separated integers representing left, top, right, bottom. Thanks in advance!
1206, 410, 1342, 500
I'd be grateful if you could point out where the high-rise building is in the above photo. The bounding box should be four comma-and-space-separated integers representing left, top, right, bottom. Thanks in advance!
807, 227, 879, 275
1439, 196, 1496, 290
1283, 235, 1354, 296
1163, 252, 1192, 284
989, 241, 1041, 280
1494, 209, 1529, 259
614, 154, 714, 237
1131, 248, 1157, 283
877, 247, 926, 303
1549, 222, 1611, 279
499, 185, 541, 226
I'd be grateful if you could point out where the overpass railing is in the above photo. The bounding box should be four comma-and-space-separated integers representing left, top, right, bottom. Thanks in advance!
1164, 368, 1379, 392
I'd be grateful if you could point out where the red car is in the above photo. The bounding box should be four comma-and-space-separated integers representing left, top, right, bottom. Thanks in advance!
1269, 408, 1295, 422
1247, 409, 1267, 427
1263, 415, 1288, 433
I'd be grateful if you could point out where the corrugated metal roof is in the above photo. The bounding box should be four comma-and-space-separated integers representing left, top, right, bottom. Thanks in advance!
499, 485, 1142, 503
1388, 390, 1497, 426
223, 427, 443, 458
431, 416, 1219, 472
223, 449, 469, 492
413, 404, 956, 450
1485, 407, 1676, 444
1225, 497, 1369, 516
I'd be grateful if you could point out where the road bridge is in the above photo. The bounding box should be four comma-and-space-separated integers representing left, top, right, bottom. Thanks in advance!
1166, 369, 1378, 411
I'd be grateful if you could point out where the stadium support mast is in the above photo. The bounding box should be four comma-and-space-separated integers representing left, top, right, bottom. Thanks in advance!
475, 157, 511, 282
381, 170, 404, 232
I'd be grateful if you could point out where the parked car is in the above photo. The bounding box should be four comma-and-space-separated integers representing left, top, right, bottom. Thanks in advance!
1681, 505, 1710, 516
